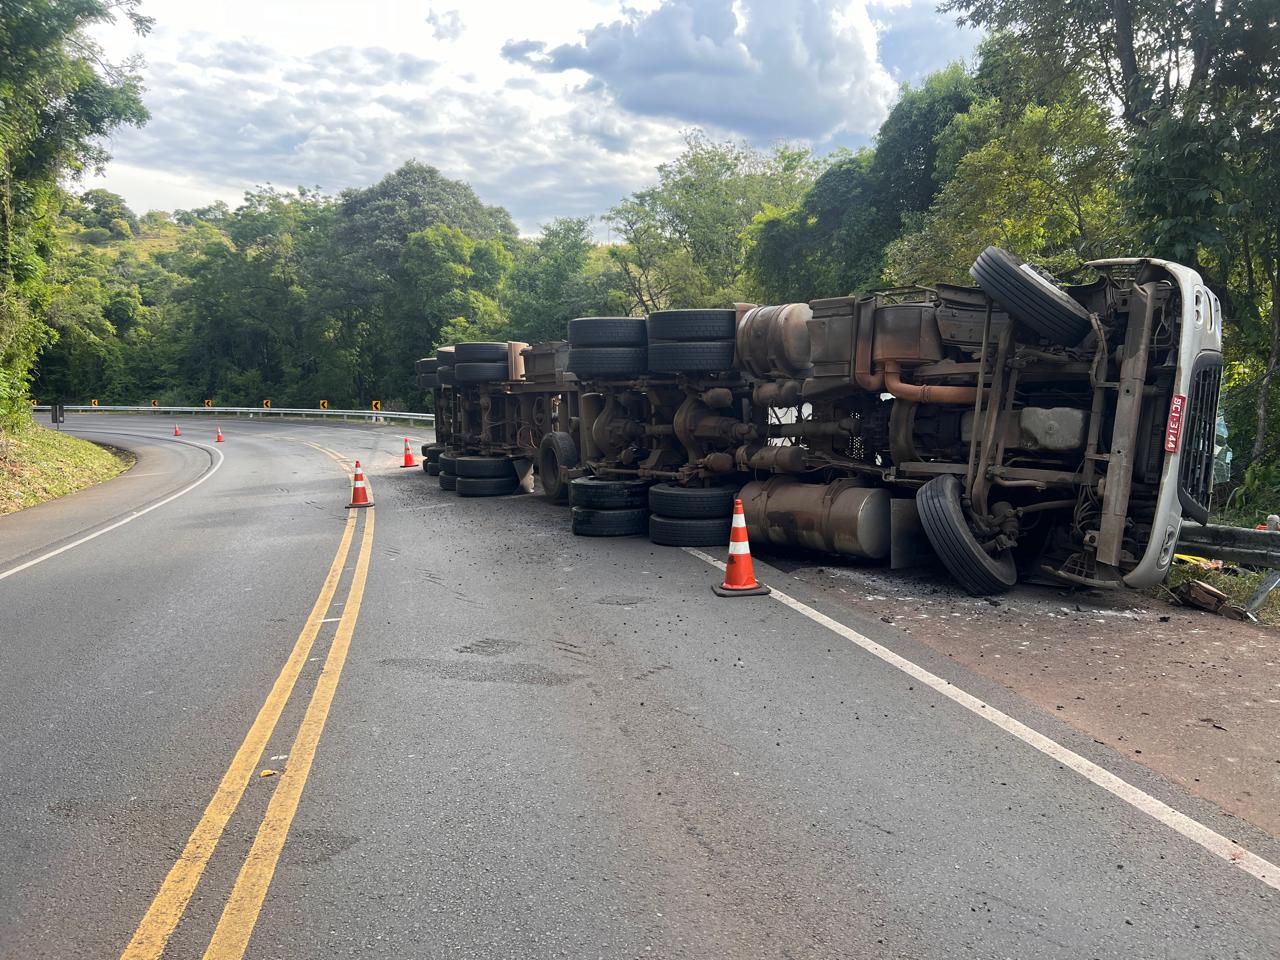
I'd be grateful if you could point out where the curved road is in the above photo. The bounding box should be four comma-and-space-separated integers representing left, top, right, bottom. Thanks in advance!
1, 414, 1277, 958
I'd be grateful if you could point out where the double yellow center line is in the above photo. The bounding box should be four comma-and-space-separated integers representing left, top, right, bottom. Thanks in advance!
121, 450, 375, 960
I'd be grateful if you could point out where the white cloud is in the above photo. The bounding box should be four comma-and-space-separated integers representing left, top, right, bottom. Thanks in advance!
504, 0, 900, 139
86, 0, 978, 232
426, 7, 465, 42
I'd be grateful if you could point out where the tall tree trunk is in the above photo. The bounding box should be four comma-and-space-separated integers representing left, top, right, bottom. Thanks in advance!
1111, 0, 1146, 124
1252, 261, 1280, 463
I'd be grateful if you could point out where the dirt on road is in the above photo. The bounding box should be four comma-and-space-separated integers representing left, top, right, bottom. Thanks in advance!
767, 554, 1280, 840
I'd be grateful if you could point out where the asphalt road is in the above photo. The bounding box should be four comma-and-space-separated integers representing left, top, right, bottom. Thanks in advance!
2, 414, 1278, 959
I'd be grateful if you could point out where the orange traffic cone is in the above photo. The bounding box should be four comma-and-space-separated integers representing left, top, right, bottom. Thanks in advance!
400, 437, 416, 468
713, 499, 770, 597
347, 460, 373, 508
173, 424, 181, 437
215, 426, 224, 443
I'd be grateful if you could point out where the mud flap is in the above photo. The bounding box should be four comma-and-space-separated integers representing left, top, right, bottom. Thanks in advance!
512, 456, 536, 494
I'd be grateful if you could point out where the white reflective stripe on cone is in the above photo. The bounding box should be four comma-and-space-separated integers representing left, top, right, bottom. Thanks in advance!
728, 540, 751, 555
731, 513, 747, 528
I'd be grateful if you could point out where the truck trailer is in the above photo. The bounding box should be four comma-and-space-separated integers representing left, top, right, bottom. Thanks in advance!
413, 246, 1223, 596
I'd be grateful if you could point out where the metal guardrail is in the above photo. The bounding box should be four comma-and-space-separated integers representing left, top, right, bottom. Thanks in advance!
33, 404, 434, 424
1176, 522, 1280, 568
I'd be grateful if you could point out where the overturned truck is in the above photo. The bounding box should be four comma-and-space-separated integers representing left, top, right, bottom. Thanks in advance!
414, 247, 1222, 596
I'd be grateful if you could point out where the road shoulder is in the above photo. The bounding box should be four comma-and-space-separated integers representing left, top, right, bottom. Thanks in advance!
0, 423, 213, 572
765, 552, 1280, 841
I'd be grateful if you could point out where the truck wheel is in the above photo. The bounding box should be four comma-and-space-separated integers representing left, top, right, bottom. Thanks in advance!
569, 477, 650, 509
648, 514, 733, 547
453, 341, 508, 363
970, 246, 1092, 345
415, 357, 440, 375
566, 347, 648, 378
571, 506, 648, 536
422, 443, 445, 462
438, 450, 461, 474
648, 483, 738, 519
646, 309, 737, 341
537, 431, 579, 503
424, 462, 441, 476
438, 472, 458, 491
647, 340, 736, 373
437, 365, 456, 385
454, 455, 515, 479
456, 475, 520, 497
916, 474, 1017, 595
567, 317, 647, 347
454, 361, 509, 383
417, 373, 439, 389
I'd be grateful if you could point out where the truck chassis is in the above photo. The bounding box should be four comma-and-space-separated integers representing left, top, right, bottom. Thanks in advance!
416, 248, 1222, 596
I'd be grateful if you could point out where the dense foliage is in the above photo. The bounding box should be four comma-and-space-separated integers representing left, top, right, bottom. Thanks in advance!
1, 0, 149, 431
7, 2, 1279, 484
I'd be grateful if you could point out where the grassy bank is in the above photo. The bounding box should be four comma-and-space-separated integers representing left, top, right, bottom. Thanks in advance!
0, 422, 134, 516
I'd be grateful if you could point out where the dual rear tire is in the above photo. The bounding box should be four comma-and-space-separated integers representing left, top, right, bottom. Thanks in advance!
647, 482, 736, 546
646, 309, 737, 375
437, 451, 520, 497
569, 477, 650, 537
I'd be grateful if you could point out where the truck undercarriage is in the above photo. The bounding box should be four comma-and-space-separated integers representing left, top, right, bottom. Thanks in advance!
416, 247, 1223, 596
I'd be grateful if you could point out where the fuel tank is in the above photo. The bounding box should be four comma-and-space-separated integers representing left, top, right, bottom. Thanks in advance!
740, 477, 890, 560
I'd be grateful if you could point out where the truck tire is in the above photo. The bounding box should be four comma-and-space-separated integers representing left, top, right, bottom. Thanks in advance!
454, 361, 508, 383
648, 514, 732, 547
453, 341, 508, 363
425, 462, 441, 476
438, 472, 458, 491
457, 475, 520, 497
647, 340, 736, 373
537, 431, 579, 503
418, 373, 439, 389
646, 309, 737, 341
415, 357, 440, 374
648, 483, 738, 519
567, 317, 647, 347
916, 474, 1017, 595
422, 443, 445, 462
454, 455, 515, 479
569, 477, 650, 509
438, 450, 461, 474
970, 246, 1092, 345
566, 347, 647, 378
437, 365, 456, 385
571, 507, 648, 537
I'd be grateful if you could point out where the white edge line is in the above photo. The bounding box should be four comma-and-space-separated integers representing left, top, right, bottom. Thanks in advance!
0, 441, 224, 583
682, 546, 1280, 892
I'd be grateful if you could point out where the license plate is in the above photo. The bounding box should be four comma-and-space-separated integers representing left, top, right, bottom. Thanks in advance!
1164, 394, 1186, 452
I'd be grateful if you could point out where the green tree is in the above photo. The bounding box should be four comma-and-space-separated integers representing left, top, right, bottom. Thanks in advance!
0, 0, 149, 426
504, 218, 630, 343
744, 67, 975, 302
869, 64, 978, 238
744, 149, 882, 302
883, 97, 1129, 284
606, 132, 818, 311
70, 187, 139, 236
397, 223, 512, 400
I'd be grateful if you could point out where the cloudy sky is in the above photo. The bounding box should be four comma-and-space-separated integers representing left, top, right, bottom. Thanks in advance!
89, 0, 980, 234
